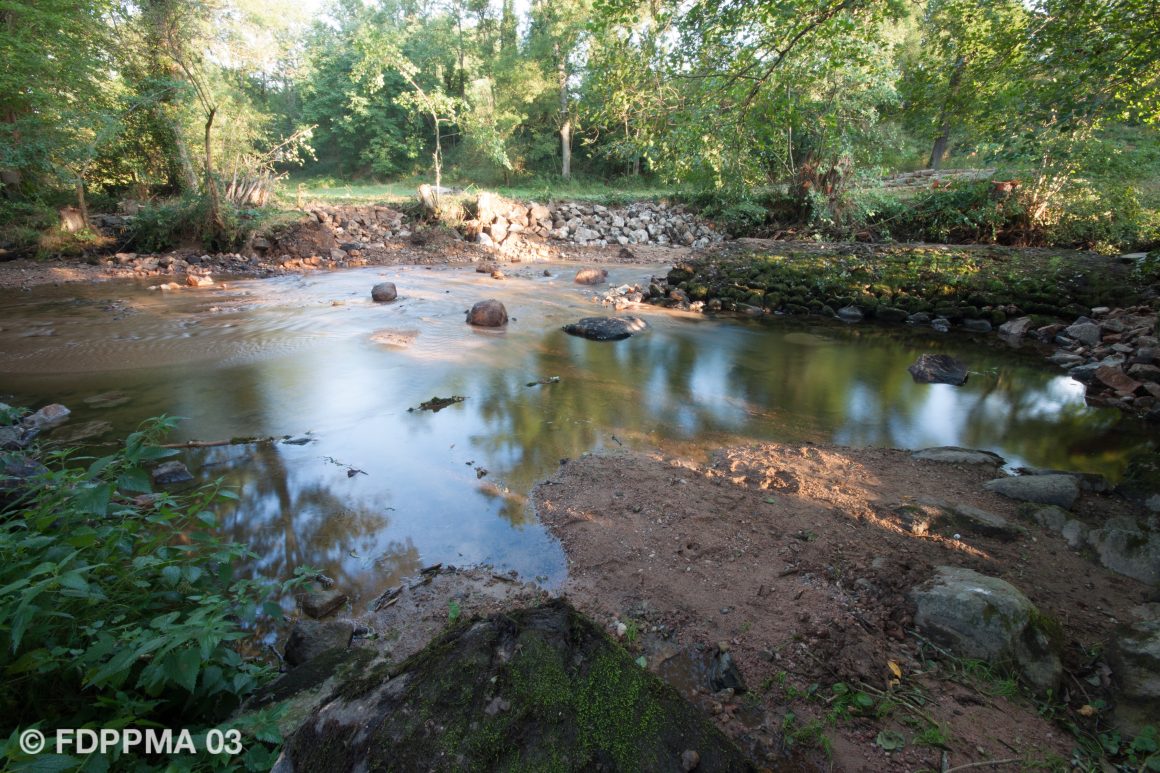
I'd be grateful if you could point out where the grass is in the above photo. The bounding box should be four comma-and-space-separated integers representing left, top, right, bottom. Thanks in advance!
279, 174, 676, 207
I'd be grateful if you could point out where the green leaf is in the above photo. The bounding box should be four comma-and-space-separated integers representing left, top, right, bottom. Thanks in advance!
73, 483, 111, 517
170, 648, 201, 692
161, 565, 182, 587
116, 467, 153, 494
16, 754, 85, 773
875, 730, 905, 751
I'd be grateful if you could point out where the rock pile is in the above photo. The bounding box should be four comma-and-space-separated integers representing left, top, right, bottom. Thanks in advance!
307, 205, 408, 246
1025, 306, 1158, 417
465, 192, 723, 250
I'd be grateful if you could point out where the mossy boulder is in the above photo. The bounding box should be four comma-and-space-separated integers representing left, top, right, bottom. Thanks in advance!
910, 567, 1062, 695
273, 600, 755, 772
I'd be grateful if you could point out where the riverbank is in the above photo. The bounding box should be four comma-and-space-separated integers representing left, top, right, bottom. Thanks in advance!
528, 442, 1159, 771
261, 438, 1160, 771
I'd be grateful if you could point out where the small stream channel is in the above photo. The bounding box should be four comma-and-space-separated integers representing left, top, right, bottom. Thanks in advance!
0, 263, 1153, 610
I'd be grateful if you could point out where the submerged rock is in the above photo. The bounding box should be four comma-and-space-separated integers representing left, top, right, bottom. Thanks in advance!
466, 299, 508, 327
563, 316, 648, 341
273, 600, 754, 772
908, 353, 968, 385
910, 566, 1061, 694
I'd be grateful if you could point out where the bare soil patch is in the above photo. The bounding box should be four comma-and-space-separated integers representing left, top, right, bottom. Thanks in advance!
533, 443, 1152, 771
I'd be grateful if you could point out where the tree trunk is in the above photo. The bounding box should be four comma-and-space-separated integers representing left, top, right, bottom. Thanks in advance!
560, 118, 572, 180
75, 180, 89, 226
556, 42, 571, 180
929, 124, 950, 170
929, 57, 965, 171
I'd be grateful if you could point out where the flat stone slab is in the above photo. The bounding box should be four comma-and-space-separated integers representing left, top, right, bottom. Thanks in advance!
299, 589, 349, 620
284, 619, 354, 667
912, 447, 1005, 466
984, 474, 1080, 509
562, 316, 648, 341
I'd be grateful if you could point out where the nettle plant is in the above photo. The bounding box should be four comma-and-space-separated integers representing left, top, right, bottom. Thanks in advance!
0, 417, 310, 770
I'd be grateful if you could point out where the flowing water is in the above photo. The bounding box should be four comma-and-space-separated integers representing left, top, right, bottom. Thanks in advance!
1, 263, 1153, 607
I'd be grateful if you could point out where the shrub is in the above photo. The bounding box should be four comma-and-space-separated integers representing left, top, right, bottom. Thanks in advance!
0, 417, 309, 769
130, 195, 260, 254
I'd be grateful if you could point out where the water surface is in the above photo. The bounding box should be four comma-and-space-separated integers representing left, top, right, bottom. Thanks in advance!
1, 264, 1151, 605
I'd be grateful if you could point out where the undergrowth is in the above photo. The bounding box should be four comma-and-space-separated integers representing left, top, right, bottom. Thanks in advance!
0, 415, 312, 770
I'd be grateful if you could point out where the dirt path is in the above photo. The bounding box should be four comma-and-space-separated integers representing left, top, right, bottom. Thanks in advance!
532, 443, 1152, 771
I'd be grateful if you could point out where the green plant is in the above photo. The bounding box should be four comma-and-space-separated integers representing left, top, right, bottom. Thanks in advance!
448, 600, 461, 624
0, 417, 310, 770
913, 724, 951, 749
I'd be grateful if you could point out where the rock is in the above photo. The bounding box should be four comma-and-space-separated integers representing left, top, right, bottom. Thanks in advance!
1095, 365, 1142, 395
562, 316, 648, 341
999, 316, 1033, 338
912, 447, 1004, 466
895, 500, 1022, 541
1030, 505, 1070, 532
1049, 352, 1087, 368
476, 261, 499, 273
1060, 519, 1089, 550
708, 650, 746, 693
299, 589, 349, 620
283, 619, 355, 667
83, 391, 130, 409
0, 426, 28, 450
910, 566, 1061, 694
49, 420, 113, 444
908, 312, 932, 325
946, 503, 1024, 541
371, 282, 398, 302
574, 268, 608, 285
836, 305, 863, 322
908, 353, 968, 385
0, 455, 49, 493
1068, 363, 1101, 383
962, 319, 992, 333
1065, 322, 1102, 347
1129, 363, 1160, 383
1087, 517, 1160, 585
931, 318, 951, 333
682, 749, 701, 771
1108, 604, 1160, 735
185, 275, 214, 288
466, 299, 508, 327
274, 600, 753, 771
984, 474, 1079, 509
22, 404, 70, 430
876, 306, 908, 323
151, 460, 194, 486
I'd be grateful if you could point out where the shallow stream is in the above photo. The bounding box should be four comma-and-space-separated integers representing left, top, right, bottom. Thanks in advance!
1, 263, 1152, 606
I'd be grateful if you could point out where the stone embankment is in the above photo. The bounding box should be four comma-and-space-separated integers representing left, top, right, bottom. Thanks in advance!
465, 192, 724, 251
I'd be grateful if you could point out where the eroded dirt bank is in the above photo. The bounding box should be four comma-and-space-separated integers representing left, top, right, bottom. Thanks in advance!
531, 443, 1156, 772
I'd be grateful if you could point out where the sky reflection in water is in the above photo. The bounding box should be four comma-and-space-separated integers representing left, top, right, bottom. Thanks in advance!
0, 264, 1151, 605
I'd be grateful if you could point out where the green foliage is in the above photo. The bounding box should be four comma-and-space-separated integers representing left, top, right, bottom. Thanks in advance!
0, 417, 310, 768
130, 194, 260, 253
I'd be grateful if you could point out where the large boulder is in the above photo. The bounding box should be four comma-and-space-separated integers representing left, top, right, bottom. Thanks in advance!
983, 474, 1080, 509
371, 282, 398, 302
563, 316, 648, 341
1108, 604, 1160, 735
466, 299, 508, 327
908, 354, 968, 385
1087, 516, 1160, 585
911, 567, 1061, 694
273, 600, 754, 772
